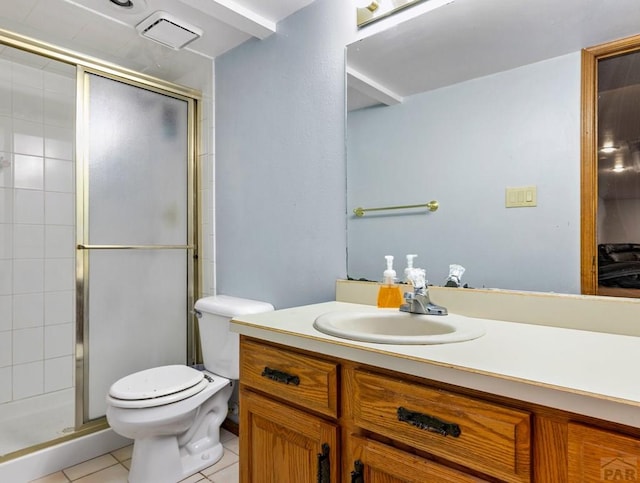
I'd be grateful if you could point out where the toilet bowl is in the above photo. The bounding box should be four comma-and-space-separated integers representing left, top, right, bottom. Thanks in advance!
105, 296, 274, 483
106, 366, 232, 483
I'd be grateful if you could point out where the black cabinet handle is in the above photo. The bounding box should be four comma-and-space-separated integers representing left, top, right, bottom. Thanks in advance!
351, 460, 364, 483
317, 443, 330, 483
261, 366, 300, 386
397, 406, 461, 437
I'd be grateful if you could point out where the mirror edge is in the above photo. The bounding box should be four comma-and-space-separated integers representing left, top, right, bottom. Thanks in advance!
581, 33, 640, 296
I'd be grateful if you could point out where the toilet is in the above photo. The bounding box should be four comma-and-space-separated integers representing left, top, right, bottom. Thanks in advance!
105, 295, 274, 483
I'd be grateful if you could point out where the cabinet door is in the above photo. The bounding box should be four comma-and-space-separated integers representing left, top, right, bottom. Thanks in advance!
568, 422, 640, 482
348, 435, 489, 482
240, 389, 339, 483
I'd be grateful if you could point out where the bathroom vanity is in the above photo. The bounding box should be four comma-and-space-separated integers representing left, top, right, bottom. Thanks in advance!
232, 289, 640, 482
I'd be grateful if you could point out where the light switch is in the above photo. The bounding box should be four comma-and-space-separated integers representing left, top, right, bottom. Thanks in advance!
505, 186, 537, 208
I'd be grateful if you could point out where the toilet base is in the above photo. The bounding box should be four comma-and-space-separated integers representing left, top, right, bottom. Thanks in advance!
182, 440, 225, 478
121, 378, 232, 483
128, 436, 224, 483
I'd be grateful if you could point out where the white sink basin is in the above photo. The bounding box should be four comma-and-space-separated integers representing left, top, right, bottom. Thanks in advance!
313, 310, 485, 345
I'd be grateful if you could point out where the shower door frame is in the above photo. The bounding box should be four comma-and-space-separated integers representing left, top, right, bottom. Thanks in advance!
75, 68, 201, 427
0, 28, 202, 440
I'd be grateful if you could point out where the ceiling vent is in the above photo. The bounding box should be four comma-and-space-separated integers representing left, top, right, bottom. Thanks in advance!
136, 11, 202, 50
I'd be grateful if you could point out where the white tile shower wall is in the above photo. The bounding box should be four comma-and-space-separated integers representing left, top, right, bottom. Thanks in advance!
196, 62, 215, 297
0, 367, 10, 403
0, 49, 76, 405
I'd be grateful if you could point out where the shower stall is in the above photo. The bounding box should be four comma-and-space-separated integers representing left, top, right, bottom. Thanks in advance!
0, 31, 200, 459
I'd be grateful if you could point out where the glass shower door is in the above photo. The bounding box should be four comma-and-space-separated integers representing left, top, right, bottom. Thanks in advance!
79, 73, 194, 421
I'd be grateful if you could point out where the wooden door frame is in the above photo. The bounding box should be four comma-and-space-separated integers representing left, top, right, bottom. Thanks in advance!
581, 34, 640, 294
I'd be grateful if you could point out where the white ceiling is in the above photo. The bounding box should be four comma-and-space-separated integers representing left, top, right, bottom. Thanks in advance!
0, 0, 315, 83
5, 0, 640, 114
347, 0, 640, 110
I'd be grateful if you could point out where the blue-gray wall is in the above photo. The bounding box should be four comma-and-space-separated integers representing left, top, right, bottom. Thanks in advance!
347, 53, 582, 294
215, 0, 353, 308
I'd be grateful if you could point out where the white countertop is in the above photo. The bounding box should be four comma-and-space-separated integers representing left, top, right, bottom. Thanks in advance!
231, 301, 640, 428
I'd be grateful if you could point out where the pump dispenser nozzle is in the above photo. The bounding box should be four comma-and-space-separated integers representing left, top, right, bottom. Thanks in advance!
383, 255, 396, 283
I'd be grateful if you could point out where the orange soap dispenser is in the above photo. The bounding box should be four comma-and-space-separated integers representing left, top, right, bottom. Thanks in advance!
377, 255, 403, 308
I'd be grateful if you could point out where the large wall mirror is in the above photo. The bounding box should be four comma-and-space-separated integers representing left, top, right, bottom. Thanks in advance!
582, 37, 640, 298
346, 0, 640, 295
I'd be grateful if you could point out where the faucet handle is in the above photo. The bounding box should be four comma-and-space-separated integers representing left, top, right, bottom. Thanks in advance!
404, 291, 415, 302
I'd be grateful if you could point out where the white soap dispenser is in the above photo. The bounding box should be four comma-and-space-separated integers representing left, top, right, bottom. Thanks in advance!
404, 254, 418, 283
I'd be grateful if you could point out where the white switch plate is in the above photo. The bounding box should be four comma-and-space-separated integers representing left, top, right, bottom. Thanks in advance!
505, 186, 537, 208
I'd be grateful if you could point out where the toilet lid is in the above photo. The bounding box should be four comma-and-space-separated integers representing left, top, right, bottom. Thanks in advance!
109, 365, 205, 401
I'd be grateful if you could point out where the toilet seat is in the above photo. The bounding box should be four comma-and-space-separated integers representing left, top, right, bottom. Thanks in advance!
108, 365, 209, 409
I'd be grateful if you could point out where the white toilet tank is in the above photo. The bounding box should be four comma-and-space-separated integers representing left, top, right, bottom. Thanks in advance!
194, 295, 274, 379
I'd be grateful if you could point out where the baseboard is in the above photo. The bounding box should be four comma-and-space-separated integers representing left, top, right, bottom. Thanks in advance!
222, 418, 239, 436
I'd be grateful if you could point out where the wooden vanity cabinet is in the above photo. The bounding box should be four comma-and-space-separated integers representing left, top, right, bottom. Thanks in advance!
239, 336, 640, 483
239, 338, 340, 482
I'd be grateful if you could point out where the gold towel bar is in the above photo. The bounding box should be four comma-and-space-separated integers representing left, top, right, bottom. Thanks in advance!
77, 244, 195, 250
353, 200, 439, 217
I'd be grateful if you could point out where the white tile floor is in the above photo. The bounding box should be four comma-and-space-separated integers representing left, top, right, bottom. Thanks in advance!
28, 429, 239, 483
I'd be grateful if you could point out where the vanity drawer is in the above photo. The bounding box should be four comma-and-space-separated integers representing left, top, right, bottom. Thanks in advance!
240, 338, 339, 418
352, 369, 531, 483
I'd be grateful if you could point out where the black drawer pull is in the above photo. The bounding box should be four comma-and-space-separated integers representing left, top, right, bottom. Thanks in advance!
397, 406, 461, 437
261, 366, 300, 386
351, 460, 364, 483
317, 443, 330, 483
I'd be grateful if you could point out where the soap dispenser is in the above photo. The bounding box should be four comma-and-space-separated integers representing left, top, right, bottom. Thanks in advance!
377, 255, 403, 308
404, 254, 418, 283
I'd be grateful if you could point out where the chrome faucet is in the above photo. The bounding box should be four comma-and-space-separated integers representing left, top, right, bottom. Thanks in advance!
400, 267, 448, 315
